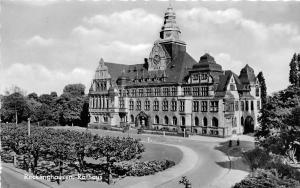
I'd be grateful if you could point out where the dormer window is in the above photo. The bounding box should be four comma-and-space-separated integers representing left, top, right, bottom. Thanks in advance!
201, 74, 208, 80
230, 84, 235, 91
192, 74, 199, 81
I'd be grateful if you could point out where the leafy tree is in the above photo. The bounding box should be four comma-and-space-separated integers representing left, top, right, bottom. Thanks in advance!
38, 94, 54, 106
289, 53, 299, 86
4, 85, 26, 96
27, 93, 38, 100
89, 136, 144, 184
257, 71, 267, 107
80, 96, 90, 127
1, 93, 28, 123
63, 84, 85, 96
25, 98, 42, 122
50, 91, 58, 98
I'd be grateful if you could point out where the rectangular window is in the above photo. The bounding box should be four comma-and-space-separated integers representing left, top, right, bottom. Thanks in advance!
241, 101, 245, 111
230, 84, 235, 91
119, 99, 125, 108
171, 87, 177, 96
201, 101, 208, 112
171, 100, 177, 111
192, 87, 200, 96
146, 88, 152, 96
138, 89, 143, 97
251, 101, 254, 111
153, 100, 159, 111
119, 89, 122, 96
183, 87, 191, 96
235, 101, 239, 111
225, 102, 235, 112
129, 100, 134, 111
145, 100, 150, 111
179, 100, 185, 112
136, 100, 141, 110
126, 90, 130, 97
162, 100, 168, 111
163, 88, 170, 96
201, 87, 209, 96
210, 101, 219, 112
246, 101, 249, 111
192, 74, 199, 81
154, 88, 160, 96
200, 74, 208, 80
257, 100, 261, 110
192, 101, 199, 112
131, 89, 136, 97
256, 87, 260, 97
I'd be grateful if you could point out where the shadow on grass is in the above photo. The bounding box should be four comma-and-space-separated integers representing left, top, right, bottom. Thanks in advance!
214, 139, 255, 172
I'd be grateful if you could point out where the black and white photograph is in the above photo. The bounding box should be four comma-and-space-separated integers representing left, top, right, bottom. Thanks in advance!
0, 0, 300, 188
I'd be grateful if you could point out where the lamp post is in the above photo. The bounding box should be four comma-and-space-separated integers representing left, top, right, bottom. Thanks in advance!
28, 118, 31, 136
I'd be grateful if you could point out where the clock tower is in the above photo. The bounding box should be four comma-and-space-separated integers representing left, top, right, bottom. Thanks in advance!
148, 5, 186, 71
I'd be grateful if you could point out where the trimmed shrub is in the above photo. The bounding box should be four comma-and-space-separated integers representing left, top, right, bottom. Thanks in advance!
114, 160, 175, 177
233, 168, 300, 188
39, 120, 57, 127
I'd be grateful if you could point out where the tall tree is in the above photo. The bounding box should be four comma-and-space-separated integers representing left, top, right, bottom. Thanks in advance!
289, 53, 298, 86
0, 92, 28, 123
257, 71, 267, 108
63, 84, 85, 96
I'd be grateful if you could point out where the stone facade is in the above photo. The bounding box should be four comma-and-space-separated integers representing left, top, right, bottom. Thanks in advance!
88, 6, 261, 137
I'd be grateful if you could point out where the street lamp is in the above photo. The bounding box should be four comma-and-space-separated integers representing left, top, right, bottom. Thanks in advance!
28, 118, 31, 136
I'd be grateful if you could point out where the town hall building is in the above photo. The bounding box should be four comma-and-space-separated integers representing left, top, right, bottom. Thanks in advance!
88, 6, 261, 137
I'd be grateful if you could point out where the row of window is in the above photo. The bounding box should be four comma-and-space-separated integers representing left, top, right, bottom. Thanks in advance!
118, 86, 210, 97
192, 101, 219, 112
119, 87, 177, 97
90, 97, 109, 109
129, 115, 218, 127
225, 100, 260, 112
183, 87, 209, 96
127, 99, 185, 112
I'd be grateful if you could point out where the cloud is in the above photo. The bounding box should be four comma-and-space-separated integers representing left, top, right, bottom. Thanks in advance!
0, 63, 93, 95
17, 0, 59, 6
25, 35, 55, 46
176, 7, 300, 93
69, 9, 162, 65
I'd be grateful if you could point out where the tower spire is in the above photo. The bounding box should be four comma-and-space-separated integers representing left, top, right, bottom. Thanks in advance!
160, 5, 181, 41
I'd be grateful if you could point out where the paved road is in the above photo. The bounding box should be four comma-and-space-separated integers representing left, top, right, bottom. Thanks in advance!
1, 166, 50, 188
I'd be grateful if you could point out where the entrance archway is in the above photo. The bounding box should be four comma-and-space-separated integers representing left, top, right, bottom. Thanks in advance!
135, 111, 150, 128
244, 116, 254, 134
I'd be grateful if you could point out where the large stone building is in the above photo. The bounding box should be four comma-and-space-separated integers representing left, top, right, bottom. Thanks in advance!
88, 6, 261, 137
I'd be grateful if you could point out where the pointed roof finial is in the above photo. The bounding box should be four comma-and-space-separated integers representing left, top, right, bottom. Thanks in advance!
99, 57, 105, 66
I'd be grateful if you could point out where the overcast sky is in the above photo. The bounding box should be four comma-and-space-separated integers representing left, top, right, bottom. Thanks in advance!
1, 0, 300, 95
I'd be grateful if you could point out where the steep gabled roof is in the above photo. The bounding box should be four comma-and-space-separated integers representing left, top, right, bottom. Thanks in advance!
98, 51, 197, 86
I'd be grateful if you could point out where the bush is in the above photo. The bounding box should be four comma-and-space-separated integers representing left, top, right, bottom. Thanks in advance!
243, 147, 271, 171
39, 120, 57, 127
113, 160, 175, 177
233, 169, 300, 188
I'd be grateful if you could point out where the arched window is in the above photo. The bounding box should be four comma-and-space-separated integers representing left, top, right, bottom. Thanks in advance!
164, 116, 169, 125
212, 117, 218, 127
95, 116, 99, 123
130, 115, 134, 123
155, 115, 159, 124
203, 117, 208, 127
173, 116, 177, 126
181, 116, 185, 126
195, 117, 199, 126
241, 116, 244, 126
